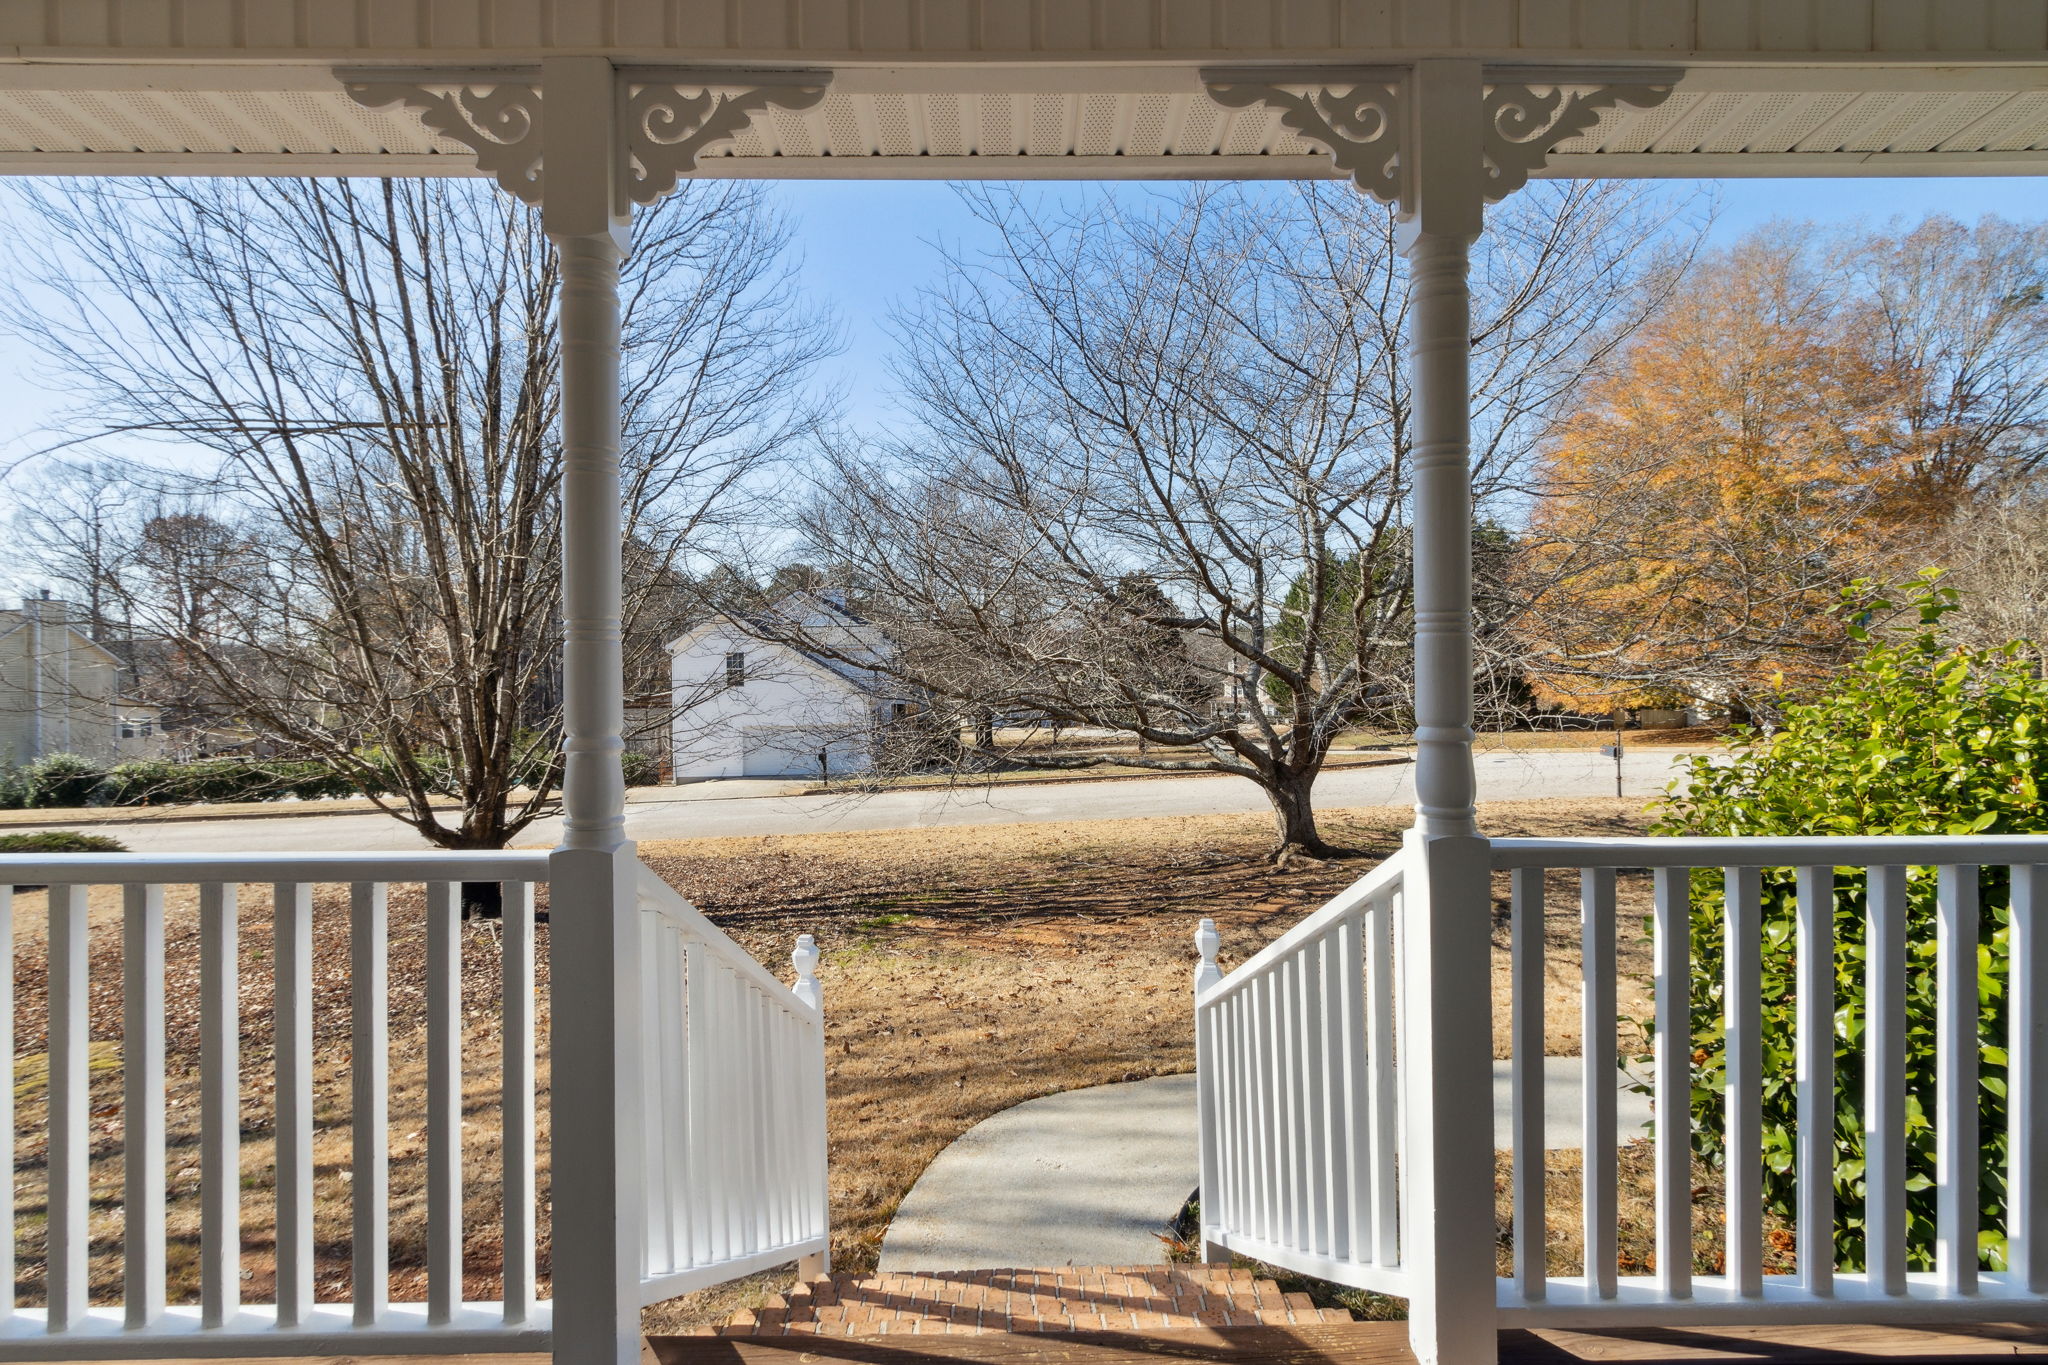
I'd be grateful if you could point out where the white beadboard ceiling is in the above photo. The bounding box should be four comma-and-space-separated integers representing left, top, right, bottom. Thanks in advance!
0, 70, 2042, 178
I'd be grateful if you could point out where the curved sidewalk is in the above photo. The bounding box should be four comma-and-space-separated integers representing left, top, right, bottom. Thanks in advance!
877, 1063, 1654, 1273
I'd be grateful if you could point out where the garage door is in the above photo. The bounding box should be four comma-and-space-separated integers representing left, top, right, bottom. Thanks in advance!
741, 730, 871, 778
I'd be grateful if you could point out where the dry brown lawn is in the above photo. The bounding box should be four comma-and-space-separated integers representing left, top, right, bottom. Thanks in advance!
8, 796, 1663, 1332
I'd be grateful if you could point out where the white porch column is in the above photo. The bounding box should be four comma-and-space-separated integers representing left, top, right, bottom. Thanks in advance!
540, 55, 645, 1365
1402, 62, 1482, 842
1397, 59, 1498, 1365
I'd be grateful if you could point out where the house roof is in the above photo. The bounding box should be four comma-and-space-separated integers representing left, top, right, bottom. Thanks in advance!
0, 612, 123, 668
667, 592, 892, 695
0, 4, 2040, 180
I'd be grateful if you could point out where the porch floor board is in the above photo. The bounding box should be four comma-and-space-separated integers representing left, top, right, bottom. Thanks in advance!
650, 1319, 2048, 1364
25, 1320, 2048, 1365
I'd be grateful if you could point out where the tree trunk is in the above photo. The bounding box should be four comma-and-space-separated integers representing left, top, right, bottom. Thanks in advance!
1264, 767, 1338, 860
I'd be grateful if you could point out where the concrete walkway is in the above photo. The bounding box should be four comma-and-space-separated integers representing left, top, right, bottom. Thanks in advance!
66, 750, 1698, 853
877, 1063, 1655, 1273
880, 1075, 1201, 1273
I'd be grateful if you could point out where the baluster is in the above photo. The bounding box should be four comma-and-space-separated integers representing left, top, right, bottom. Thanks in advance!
1366, 897, 1399, 1264
274, 881, 315, 1327
1215, 996, 1238, 1249
1232, 992, 1254, 1246
745, 987, 770, 1256
1653, 868, 1693, 1302
1793, 868, 1835, 1298
805, 971, 831, 1275
502, 880, 537, 1323
1278, 956, 1303, 1249
1336, 916, 1370, 1265
661, 923, 690, 1270
1866, 864, 1909, 1296
0, 885, 10, 1322
1583, 867, 1618, 1298
684, 944, 712, 1263
46, 883, 88, 1332
1299, 937, 1330, 1255
640, 920, 671, 1273
1936, 864, 1980, 1294
713, 964, 737, 1262
199, 883, 240, 1327
1724, 867, 1763, 1297
2013, 866, 2048, 1292
123, 884, 167, 1327
1247, 973, 1272, 1244
425, 881, 461, 1324
1511, 867, 1546, 1300
350, 882, 389, 1327
770, 1001, 792, 1250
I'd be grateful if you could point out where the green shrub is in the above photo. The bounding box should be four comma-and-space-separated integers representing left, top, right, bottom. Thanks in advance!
622, 749, 660, 787
0, 830, 127, 853
1658, 574, 2046, 1273
21, 753, 104, 807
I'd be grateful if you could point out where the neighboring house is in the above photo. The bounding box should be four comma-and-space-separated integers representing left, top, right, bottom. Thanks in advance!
667, 592, 908, 780
114, 701, 170, 761
0, 594, 128, 765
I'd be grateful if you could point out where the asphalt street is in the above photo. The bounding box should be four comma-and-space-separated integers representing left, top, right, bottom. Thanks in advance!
49, 748, 1698, 853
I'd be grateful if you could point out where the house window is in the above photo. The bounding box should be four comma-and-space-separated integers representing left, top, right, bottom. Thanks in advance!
725, 651, 746, 688
892, 702, 909, 718
120, 722, 134, 739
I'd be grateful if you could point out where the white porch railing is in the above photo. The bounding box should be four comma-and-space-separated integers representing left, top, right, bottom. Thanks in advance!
1192, 854, 1409, 1296
634, 871, 829, 1302
0, 850, 827, 1360
1195, 833, 2048, 1354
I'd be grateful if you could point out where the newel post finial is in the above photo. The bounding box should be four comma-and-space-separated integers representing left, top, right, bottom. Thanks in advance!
793, 933, 822, 1010
1194, 918, 1222, 995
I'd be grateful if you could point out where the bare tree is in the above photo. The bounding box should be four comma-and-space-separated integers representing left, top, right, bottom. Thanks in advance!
8, 459, 138, 639
749, 181, 1690, 857
1931, 486, 2048, 674
4, 175, 829, 847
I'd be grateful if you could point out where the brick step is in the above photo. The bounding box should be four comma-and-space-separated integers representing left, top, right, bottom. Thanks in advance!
704, 1265, 1357, 1337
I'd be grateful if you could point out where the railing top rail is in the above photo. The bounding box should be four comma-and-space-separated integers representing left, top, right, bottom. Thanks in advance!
0, 849, 551, 884
1198, 843, 1410, 1005
635, 869, 821, 1022
1490, 834, 2048, 871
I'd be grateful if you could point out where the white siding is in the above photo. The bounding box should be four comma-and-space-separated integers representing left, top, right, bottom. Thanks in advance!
669, 630, 879, 781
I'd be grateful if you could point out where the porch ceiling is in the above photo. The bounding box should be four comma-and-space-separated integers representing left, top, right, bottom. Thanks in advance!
0, 65, 2044, 179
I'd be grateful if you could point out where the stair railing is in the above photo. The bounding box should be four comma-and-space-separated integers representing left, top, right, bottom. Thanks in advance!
1193, 845, 1412, 1293
634, 870, 829, 1303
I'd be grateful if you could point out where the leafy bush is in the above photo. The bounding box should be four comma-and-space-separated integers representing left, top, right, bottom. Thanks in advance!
622, 749, 660, 787
85, 758, 360, 806
1658, 575, 2046, 1272
0, 830, 127, 853
20, 753, 103, 807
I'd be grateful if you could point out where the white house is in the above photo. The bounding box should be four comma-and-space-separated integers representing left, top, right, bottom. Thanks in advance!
0, 595, 154, 766
666, 592, 907, 780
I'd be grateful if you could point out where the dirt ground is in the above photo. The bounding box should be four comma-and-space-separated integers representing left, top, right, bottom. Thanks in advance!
7, 796, 1664, 1331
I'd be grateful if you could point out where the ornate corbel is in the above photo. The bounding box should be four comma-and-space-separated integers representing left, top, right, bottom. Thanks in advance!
1479, 76, 1674, 201
619, 72, 830, 206
340, 66, 832, 212
1200, 68, 1406, 205
342, 72, 545, 205
1200, 66, 1675, 209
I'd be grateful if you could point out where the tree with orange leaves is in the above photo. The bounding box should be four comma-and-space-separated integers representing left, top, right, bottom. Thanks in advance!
1519, 216, 2048, 717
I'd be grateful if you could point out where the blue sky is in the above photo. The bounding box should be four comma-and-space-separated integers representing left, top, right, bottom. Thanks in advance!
773, 175, 2048, 428
0, 172, 2043, 591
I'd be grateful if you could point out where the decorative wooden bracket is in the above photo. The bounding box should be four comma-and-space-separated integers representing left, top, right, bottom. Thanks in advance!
1202, 67, 1406, 204
343, 74, 545, 204
1199, 66, 1675, 206
341, 67, 831, 211
1479, 78, 1674, 199
620, 71, 830, 205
